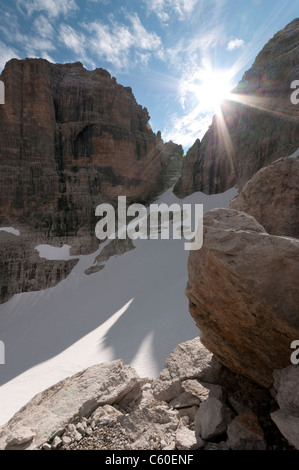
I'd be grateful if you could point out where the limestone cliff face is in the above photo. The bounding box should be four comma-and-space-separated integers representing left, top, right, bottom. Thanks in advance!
0, 58, 183, 236
0, 58, 183, 302
174, 18, 299, 197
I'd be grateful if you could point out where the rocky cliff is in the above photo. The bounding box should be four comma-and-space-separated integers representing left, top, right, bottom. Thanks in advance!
0, 58, 183, 234
174, 18, 299, 197
0, 58, 183, 302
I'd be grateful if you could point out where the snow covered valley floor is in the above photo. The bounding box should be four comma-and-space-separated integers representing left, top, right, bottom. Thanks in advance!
0, 187, 237, 426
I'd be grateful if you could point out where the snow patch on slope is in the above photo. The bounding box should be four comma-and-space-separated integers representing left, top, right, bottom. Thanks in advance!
0, 227, 20, 236
289, 147, 299, 158
35, 244, 73, 260
0, 187, 237, 426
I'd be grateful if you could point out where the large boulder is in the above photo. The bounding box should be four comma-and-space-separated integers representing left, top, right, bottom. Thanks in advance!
230, 157, 299, 238
185, 209, 299, 388
0, 360, 140, 450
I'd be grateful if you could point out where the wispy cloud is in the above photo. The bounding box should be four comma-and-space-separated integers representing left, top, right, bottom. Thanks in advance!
59, 24, 86, 57
0, 42, 20, 72
163, 108, 212, 149
17, 0, 78, 18
0, 10, 56, 59
143, 0, 200, 22
83, 13, 163, 70
33, 15, 55, 38
58, 24, 96, 68
227, 38, 245, 51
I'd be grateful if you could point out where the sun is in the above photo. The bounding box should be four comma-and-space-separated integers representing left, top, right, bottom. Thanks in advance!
185, 64, 234, 115
198, 70, 233, 114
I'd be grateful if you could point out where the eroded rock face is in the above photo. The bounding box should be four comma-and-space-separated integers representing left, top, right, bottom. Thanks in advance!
174, 19, 299, 197
185, 209, 299, 388
0, 59, 183, 232
230, 157, 299, 238
0, 58, 183, 302
0, 231, 79, 302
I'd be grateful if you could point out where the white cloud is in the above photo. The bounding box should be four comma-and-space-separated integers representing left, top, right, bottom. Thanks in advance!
163, 108, 212, 149
226, 38, 245, 51
59, 24, 86, 56
143, 0, 200, 22
130, 14, 162, 51
40, 52, 55, 62
17, 0, 78, 18
0, 9, 57, 61
157, 11, 170, 22
0, 42, 20, 72
58, 24, 96, 68
25, 37, 56, 55
34, 15, 55, 38
84, 14, 163, 70
136, 52, 151, 67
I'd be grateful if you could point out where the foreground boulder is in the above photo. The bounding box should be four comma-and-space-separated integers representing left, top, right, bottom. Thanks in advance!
0, 360, 140, 450
230, 156, 299, 238
185, 209, 299, 388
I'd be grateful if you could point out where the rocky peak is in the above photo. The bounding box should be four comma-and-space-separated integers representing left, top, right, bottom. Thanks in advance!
0, 58, 183, 302
174, 18, 299, 197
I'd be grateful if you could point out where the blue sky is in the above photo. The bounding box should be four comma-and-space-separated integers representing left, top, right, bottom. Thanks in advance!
0, 0, 298, 151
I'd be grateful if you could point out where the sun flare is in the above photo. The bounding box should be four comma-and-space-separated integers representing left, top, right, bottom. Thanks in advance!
185, 64, 234, 115
197, 71, 232, 113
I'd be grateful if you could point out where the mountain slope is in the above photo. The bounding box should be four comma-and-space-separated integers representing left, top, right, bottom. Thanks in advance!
0, 186, 236, 426
0, 59, 183, 302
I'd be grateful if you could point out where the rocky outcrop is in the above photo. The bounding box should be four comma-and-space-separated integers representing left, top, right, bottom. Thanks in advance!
185, 209, 299, 388
0, 58, 183, 302
0, 59, 183, 232
0, 360, 140, 450
84, 238, 135, 276
1, 338, 291, 451
230, 156, 299, 238
174, 19, 299, 197
0, 231, 79, 302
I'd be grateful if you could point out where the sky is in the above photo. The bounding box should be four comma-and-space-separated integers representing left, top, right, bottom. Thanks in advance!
0, 0, 298, 151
